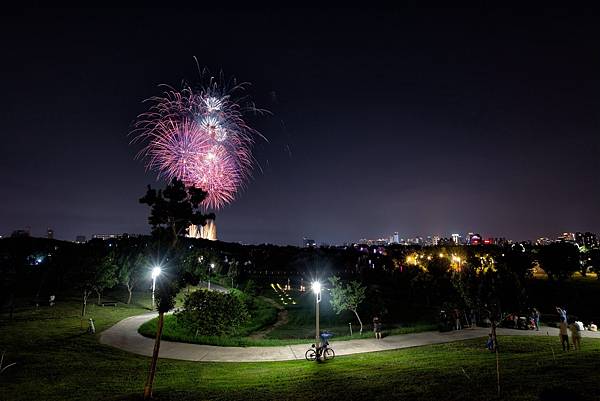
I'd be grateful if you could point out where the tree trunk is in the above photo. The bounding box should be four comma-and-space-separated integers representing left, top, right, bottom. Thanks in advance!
143, 311, 165, 399
81, 290, 89, 317
8, 292, 15, 321
96, 290, 102, 305
127, 285, 133, 305
352, 309, 364, 334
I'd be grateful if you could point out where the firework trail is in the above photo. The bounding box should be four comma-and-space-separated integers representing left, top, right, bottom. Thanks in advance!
133, 69, 264, 210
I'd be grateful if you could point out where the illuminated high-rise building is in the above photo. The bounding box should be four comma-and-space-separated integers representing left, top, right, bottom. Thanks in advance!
188, 219, 217, 241
451, 233, 460, 244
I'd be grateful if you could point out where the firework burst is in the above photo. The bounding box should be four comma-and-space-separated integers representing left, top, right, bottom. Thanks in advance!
133, 69, 264, 210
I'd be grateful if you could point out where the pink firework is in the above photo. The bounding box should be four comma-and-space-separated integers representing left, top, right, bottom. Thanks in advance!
133, 72, 263, 210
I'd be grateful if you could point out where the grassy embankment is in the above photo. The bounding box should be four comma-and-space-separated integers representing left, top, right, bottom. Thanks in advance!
2, 294, 600, 400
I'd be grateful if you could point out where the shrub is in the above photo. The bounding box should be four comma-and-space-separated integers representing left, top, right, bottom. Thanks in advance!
176, 289, 249, 336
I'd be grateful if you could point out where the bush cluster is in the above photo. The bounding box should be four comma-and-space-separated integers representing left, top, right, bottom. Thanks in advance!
176, 289, 249, 336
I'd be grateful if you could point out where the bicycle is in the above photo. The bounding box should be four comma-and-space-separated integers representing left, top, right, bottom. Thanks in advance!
305, 333, 335, 361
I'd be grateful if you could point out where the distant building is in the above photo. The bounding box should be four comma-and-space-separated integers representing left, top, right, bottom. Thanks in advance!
47, 228, 54, 240
432, 236, 440, 246
576, 232, 598, 248
558, 232, 576, 242
438, 237, 454, 245
393, 232, 399, 244
492, 237, 508, 246
536, 237, 552, 246
303, 237, 316, 248
75, 235, 86, 243
188, 219, 217, 241
92, 234, 122, 240
468, 233, 482, 245
375, 238, 388, 246
451, 233, 460, 245
11, 229, 30, 238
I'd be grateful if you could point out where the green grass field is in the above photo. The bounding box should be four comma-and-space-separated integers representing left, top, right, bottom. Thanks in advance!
2, 291, 600, 400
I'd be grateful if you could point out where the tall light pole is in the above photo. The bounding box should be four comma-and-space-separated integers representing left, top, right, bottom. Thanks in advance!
151, 266, 161, 308
312, 281, 322, 347
208, 263, 215, 290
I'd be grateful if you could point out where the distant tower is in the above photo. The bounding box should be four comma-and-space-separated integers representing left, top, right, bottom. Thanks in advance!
47, 228, 54, 240
451, 233, 460, 245
188, 219, 217, 241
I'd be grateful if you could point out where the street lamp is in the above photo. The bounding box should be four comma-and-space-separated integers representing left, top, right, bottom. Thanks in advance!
312, 281, 322, 347
208, 263, 215, 290
151, 266, 162, 308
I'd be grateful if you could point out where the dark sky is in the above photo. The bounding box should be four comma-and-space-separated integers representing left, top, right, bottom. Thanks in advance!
1, 5, 599, 245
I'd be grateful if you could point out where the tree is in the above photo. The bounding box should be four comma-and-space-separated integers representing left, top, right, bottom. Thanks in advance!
328, 276, 366, 334
586, 248, 600, 279
537, 242, 580, 281
227, 259, 241, 288
116, 242, 147, 304
67, 242, 111, 317
139, 178, 214, 247
93, 255, 118, 305
140, 178, 213, 400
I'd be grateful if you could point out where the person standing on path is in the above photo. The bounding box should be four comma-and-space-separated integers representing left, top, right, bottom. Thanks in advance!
373, 316, 382, 339
532, 308, 540, 331
454, 309, 462, 330
559, 320, 570, 351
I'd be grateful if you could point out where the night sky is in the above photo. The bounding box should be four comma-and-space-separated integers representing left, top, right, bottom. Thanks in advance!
1, 5, 599, 245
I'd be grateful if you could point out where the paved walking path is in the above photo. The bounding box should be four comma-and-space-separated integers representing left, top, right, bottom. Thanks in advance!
99, 313, 600, 362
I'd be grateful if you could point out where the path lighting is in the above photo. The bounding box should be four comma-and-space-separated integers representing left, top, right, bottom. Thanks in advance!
151, 266, 162, 308
208, 263, 215, 290
312, 281, 322, 347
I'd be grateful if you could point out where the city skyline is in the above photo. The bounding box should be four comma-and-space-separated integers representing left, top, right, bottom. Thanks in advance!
4, 225, 599, 249
1, 5, 599, 245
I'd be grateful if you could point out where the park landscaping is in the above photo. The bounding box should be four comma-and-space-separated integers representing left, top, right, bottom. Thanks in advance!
1, 294, 600, 400
138, 286, 437, 347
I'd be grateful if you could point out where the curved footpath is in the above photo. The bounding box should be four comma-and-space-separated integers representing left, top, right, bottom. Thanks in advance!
100, 313, 600, 362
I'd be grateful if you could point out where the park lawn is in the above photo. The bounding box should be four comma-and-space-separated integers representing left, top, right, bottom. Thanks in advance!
3, 296, 600, 401
138, 294, 281, 347
139, 289, 436, 346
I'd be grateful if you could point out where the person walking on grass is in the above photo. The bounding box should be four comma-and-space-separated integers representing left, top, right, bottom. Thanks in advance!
556, 306, 567, 323
570, 321, 582, 350
559, 319, 570, 351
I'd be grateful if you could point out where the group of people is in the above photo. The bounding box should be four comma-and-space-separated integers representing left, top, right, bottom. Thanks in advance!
556, 306, 588, 351
501, 308, 540, 330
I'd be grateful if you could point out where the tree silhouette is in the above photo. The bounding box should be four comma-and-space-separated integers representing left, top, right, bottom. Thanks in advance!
538, 242, 580, 281
140, 178, 212, 400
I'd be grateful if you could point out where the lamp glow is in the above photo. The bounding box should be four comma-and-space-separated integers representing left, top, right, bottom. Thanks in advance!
151, 266, 162, 279
312, 281, 321, 294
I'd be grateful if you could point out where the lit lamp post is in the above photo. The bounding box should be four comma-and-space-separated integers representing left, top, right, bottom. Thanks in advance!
208, 263, 215, 290
151, 266, 162, 308
312, 281, 322, 347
